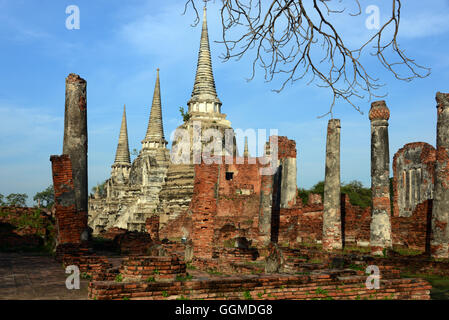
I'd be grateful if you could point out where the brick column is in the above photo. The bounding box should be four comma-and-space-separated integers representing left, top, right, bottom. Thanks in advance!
369, 100, 392, 255
50, 155, 88, 244
431, 92, 449, 258
191, 162, 219, 260
50, 73, 89, 247
323, 119, 342, 251
63, 73, 88, 218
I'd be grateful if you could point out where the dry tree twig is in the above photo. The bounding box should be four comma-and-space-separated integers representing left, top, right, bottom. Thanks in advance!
183, 0, 430, 118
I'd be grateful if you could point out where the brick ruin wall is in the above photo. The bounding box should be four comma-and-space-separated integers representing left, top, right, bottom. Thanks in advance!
88, 271, 431, 300
0, 206, 54, 250
393, 142, 436, 217
50, 154, 88, 246
148, 140, 437, 259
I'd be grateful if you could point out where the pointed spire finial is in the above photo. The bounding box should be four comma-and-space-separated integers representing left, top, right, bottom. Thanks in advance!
243, 136, 250, 157
143, 69, 166, 146
188, 3, 221, 108
114, 104, 131, 164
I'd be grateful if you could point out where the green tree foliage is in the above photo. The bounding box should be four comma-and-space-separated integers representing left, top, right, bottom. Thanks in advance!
0, 194, 4, 206
340, 181, 371, 208
91, 180, 107, 197
33, 185, 54, 208
5, 193, 28, 207
179, 106, 191, 122
298, 180, 372, 208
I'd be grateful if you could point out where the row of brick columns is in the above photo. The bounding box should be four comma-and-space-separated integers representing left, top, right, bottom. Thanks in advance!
323, 94, 449, 258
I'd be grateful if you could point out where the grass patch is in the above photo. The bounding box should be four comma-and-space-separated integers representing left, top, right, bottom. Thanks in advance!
115, 274, 123, 282
347, 264, 365, 272
186, 262, 196, 270
146, 276, 156, 282
243, 290, 252, 300
309, 258, 323, 264
223, 239, 235, 248
175, 274, 193, 282
81, 272, 92, 280
315, 287, 328, 295
207, 269, 223, 276
401, 272, 449, 300
393, 248, 423, 256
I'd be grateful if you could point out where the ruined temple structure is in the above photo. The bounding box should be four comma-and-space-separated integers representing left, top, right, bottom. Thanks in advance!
89, 7, 251, 235
86, 4, 449, 262
48, 7, 449, 299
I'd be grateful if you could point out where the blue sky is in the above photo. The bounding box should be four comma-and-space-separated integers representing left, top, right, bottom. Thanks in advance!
0, 0, 448, 205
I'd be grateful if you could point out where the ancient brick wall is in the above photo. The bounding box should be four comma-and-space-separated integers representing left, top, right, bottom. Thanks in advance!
392, 199, 432, 252
119, 256, 186, 282
214, 160, 264, 248
145, 216, 160, 241
0, 206, 53, 250
272, 136, 297, 159
190, 162, 219, 259
393, 142, 436, 217
88, 272, 431, 300
296, 194, 371, 246
341, 194, 371, 246
114, 231, 153, 255
50, 154, 88, 245
158, 211, 192, 241
297, 202, 323, 244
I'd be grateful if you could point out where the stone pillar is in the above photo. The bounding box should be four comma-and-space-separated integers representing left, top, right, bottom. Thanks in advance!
323, 119, 342, 251
259, 172, 274, 246
63, 73, 88, 219
369, 100, 392, 255
431, 92, 449, 258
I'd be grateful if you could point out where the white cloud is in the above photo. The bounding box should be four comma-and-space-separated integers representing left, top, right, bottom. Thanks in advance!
399, 12, 449, 39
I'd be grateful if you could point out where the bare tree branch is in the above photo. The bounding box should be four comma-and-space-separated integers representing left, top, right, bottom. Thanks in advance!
184, 0, 431, 118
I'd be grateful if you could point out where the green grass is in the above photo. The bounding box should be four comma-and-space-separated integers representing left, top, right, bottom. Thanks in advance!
162, 291, 169, 298
243, 290, 252, 300
186, 262, 196, 270
393, 248, 423, 256
401, 272, 449, 300
206, 269, 223, 276
309, 258, 323, 264
223, 239, 236, 248
315, 287, 328, 295
115, 274, 123, 282
146, 276, 156, 282
342, 246, 371, 254
81, 272, 92, 280
347, 264, 366, 272
175, 274, 193, 282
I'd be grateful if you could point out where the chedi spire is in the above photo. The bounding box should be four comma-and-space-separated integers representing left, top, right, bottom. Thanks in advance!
143, 69, 167, 149
188, 6, 221, 114
114, 105, 131, 165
